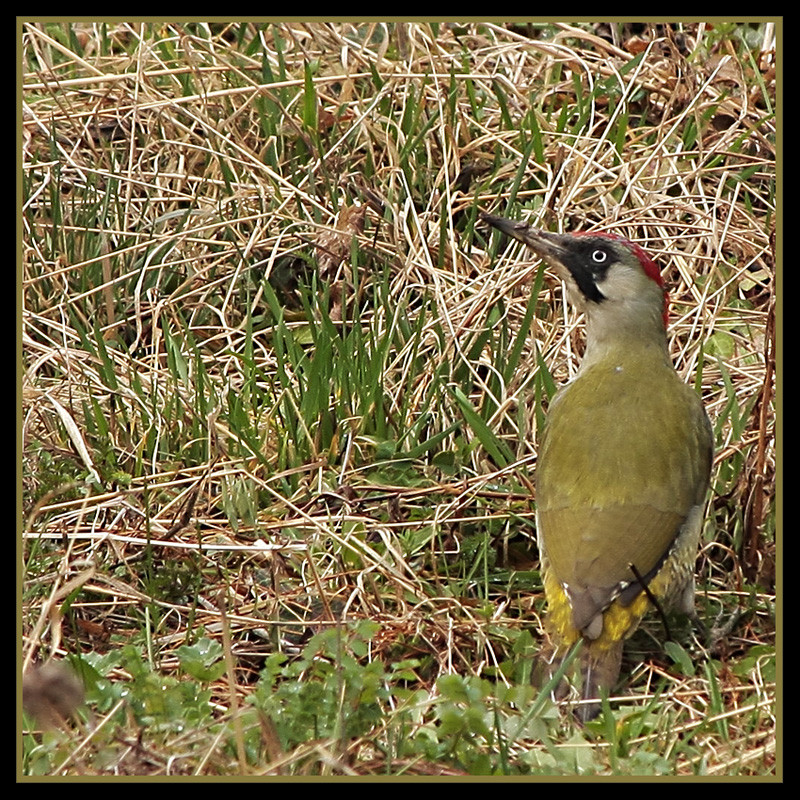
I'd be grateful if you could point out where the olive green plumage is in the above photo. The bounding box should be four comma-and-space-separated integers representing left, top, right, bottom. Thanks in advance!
483, 213, 713, 721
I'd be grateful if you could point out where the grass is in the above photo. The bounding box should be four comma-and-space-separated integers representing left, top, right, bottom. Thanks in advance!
20, 20, 777, 778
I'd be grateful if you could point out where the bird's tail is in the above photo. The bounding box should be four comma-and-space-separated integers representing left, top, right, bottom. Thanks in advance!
536, 638, 624, 722
577, 640, 623, 722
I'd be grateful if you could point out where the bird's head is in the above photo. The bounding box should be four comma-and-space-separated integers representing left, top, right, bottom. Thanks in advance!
482, 214, 669, 332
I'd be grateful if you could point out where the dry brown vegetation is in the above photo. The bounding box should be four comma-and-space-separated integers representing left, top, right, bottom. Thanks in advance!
21, 21, 776, 777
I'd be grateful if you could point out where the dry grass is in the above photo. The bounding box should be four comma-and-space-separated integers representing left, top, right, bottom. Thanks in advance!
21, 21, 776, 777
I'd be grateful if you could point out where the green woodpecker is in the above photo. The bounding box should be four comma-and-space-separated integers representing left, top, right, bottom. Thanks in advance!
483, 213, 713, 720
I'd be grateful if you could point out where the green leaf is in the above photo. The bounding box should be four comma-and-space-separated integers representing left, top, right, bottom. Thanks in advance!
664, 640, 695, 677
177, 638, 227, 682
449, 386, 514, 467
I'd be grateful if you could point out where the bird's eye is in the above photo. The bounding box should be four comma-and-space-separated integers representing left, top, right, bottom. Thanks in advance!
591, 249, 608, 264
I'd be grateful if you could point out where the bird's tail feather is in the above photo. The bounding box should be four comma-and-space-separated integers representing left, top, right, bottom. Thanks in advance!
535, 638, 623, 722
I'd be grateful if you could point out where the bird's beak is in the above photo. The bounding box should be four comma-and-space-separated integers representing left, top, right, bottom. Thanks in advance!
481, 213, 570, 265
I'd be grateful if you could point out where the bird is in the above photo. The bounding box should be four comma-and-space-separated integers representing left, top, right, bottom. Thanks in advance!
482, 213, 714, 721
